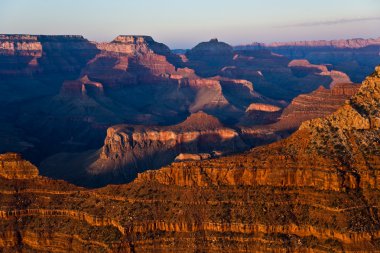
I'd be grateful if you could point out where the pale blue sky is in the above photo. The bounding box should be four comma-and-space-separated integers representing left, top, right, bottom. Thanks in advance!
0, 0, 379, 48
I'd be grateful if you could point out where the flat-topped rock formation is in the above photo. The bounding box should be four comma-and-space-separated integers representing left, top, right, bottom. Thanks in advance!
0, 153, 38, 179
288, 59, 352, 86
0, 34, 98, 75
40, 112, 247, 187
96, 35, 182, 71
174, 153, 212, 162
238, 103, 283, 127
246, 103, 282, 112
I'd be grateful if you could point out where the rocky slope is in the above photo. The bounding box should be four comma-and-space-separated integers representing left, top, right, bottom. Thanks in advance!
238, 82, 360, 147
270, 82, 360, 131
0, 66, 379, 252
236, 37, 380, 83
40, 112, 247, 187
186, 38, 233, 76
0, 153, 38, 179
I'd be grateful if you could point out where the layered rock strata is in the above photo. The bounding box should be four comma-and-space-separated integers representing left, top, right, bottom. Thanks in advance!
88, 112, 246, 183
0, 67, 380, 252
271, 82, 360, 131
236, 37, 380, 82
0, 34, 366, 189
239, 82, 360, 147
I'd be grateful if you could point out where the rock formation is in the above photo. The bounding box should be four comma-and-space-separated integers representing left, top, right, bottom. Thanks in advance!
134, 65, 380, 251
271, 82, 360, 130
238, 103, 282, 126
94, 111, 246, 172
186, 38, 234, 76
236, 37, 380, 83
185, 39, 353, 102
41, 112, 247, 187
0, 153, 38, 179
3, 35, 263, 169
288, 59, 352, 88
0, 34, 370, 189
0, 35, 99, 76
239, 82, 360, 146
0, 66, 379, 252
269, 37, 380, 48
222, 49, 339, 101
174, 153, 212, 162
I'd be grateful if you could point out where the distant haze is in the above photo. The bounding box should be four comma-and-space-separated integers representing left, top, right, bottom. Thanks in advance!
0, 0, 379, 49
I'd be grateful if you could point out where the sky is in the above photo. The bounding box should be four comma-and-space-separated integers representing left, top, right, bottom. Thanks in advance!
0, 0, 379, 49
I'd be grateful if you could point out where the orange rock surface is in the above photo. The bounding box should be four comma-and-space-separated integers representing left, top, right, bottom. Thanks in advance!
0, 66, 379, 252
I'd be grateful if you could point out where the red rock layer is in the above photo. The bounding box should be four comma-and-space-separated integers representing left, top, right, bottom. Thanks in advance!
0, 153, 38, 179
1, 68, 380, 252
271, 82, 360, 131
89, 111, 247, 176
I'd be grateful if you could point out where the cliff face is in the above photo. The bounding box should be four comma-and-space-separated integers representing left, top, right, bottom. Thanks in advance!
94, 112, 246, 171
288, 59, 352, 86
1, 67, 380, 252
271, 82, 360, 131
239, 82, 360, 146
0, 153, 38, 179
0, 35, 99, 105
41, 112, 247, 187
0, 35, 99, 76
238, 103, 282, 126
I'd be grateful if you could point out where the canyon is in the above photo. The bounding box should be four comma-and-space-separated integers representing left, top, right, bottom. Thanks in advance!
0, 65, 379, 252
1, 34, 375, 186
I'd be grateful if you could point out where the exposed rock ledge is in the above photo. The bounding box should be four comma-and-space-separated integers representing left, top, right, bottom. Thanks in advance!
0, 153, 38, 179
